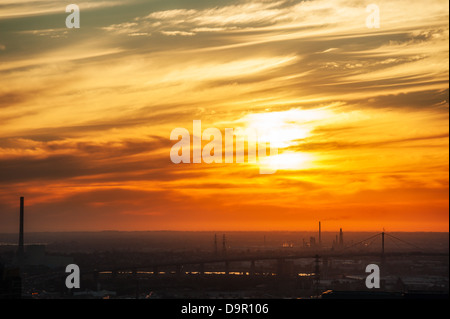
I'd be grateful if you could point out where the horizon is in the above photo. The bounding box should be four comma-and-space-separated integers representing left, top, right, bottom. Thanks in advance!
1, 229, 449, 235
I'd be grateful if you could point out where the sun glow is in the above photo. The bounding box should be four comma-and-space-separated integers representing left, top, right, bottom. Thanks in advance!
260, 151, 315, 171
239, 108, 330, 170
242, 108, 331, 146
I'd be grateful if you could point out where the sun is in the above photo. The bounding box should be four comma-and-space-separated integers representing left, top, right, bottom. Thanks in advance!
241, 108, 329, 147
237, 107, 330, 171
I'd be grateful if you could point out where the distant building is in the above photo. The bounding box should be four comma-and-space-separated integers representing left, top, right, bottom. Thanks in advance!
0, 262, 21, 299
282, 241, 294, 248
19, 245, 73, 269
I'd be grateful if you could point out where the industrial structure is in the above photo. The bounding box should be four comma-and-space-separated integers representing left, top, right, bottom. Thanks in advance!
14, 197, 73, 268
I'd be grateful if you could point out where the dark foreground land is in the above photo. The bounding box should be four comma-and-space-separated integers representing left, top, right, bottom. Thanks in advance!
0, 231, 448, 299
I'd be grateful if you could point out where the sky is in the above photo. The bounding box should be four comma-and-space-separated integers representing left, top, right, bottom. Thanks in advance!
0, 0, 448, 232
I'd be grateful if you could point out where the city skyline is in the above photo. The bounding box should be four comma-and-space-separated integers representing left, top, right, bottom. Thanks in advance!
0, 0, 449, 233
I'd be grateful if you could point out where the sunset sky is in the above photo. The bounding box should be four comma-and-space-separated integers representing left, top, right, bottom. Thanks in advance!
0, 0, 448, 232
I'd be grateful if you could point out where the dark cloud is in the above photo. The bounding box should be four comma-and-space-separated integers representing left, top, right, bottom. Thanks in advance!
0, 137, 174, 183
353, 89, 449, 110
289, 132, 449, 152
0, 91, 33, 108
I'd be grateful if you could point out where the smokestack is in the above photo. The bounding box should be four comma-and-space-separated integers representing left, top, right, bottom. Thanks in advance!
18, 196, 24, 256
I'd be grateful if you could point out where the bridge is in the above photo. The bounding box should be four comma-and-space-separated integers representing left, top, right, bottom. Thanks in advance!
80, 232, 442, 278
21, 231, 447, 286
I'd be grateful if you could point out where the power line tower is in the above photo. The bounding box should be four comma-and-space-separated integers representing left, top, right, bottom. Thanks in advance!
214, 234, 218, 255
222, 234, 227, 255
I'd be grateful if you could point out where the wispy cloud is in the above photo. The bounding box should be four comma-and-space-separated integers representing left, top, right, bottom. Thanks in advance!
0, 0, 129, 18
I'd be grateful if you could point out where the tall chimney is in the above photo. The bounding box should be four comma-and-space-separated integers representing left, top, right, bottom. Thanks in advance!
18, 196, 24, 256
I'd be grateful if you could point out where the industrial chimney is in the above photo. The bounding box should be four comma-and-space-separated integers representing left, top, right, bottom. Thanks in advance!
18, 196, 25, 258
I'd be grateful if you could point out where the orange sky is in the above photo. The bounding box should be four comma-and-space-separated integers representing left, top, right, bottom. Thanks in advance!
0, 0, 448, 232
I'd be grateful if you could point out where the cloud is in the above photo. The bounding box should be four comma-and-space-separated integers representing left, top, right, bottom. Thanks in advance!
0, 0, 128, 18
291, 133, 449, 152
101, 22, 140, 35
0, 136, 172, 182
161, 31, 196, 36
